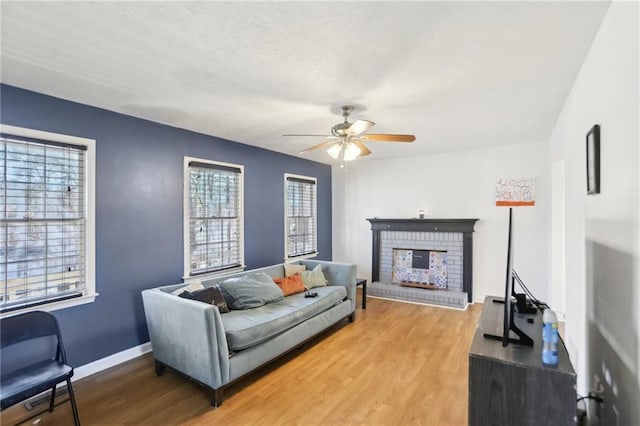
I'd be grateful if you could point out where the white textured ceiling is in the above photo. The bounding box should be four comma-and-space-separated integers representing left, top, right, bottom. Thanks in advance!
1, 1, 609, 164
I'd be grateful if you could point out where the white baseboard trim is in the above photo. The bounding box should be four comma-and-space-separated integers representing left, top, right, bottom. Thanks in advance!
367, 295, 468, 311
73, 341, 152, 382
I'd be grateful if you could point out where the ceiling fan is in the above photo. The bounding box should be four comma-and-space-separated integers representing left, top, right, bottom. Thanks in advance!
284, 105, 415, 167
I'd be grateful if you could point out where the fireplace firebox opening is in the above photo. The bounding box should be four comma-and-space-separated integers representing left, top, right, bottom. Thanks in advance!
392, 249, 448, 290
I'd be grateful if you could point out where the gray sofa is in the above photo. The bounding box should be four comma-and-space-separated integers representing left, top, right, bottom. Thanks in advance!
141, 259, 356, 407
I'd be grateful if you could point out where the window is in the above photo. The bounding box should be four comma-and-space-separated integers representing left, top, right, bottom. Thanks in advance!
284, 174, 317, 260
184, 158, 244, 278
0, 125, 96, 315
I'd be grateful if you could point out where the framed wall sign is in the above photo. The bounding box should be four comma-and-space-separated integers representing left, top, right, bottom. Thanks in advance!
586, 124, 600, 195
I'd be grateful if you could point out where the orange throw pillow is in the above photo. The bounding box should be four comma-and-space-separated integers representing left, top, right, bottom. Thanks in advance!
274, 273, 306, 296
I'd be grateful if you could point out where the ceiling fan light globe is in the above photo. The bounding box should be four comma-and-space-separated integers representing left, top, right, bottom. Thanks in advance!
344, 142, 361, 161
327, 143, 342, 159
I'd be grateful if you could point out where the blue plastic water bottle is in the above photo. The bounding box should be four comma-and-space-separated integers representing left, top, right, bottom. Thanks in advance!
542, 308, 559, 366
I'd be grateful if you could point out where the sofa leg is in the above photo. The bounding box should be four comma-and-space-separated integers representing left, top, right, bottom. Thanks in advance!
349, 312, 356, 323
155, 360, 166, 376
211, 388, 224, 408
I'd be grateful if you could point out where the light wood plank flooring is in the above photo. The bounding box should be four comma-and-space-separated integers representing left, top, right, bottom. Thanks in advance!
3, 294, 481, 425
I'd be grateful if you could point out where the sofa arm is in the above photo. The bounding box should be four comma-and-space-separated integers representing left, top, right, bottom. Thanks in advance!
300, 260, 357, 311
142, 288, 230, 389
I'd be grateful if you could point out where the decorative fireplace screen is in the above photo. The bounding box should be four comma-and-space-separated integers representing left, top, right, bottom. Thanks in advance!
392, 249, 448, 289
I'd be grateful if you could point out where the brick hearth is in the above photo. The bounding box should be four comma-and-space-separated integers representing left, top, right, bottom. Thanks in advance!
366, 218, 478, 309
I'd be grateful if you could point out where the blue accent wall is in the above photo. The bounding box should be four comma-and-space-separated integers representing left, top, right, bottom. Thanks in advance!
0, 84, 332, 367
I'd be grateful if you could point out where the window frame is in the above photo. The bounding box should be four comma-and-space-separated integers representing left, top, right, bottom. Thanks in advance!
0, 124, 97, 318
284, 173, 318, 261
183, 156, 245, 282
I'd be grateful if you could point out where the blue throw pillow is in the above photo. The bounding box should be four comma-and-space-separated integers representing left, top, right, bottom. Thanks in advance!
219, 272, 284, 310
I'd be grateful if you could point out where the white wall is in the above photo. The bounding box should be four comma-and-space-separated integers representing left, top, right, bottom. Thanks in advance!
332, 141, 549, 304
548, 2, 639, 422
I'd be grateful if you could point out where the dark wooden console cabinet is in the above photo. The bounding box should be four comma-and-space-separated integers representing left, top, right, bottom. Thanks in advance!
469, 296, 577, 425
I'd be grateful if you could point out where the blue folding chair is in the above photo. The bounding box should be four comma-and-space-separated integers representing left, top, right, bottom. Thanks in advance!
1, 311, 80, 425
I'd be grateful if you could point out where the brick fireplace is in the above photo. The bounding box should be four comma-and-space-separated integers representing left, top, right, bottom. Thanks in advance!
367, 218, 478, 309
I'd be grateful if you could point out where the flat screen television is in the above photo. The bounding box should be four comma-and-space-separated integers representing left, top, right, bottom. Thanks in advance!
483, 208, 534, 347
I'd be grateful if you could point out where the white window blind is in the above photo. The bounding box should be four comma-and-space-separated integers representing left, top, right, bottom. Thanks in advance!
1, 134, 88, 313
285, 174, 317, 259
187, 160, 243, 276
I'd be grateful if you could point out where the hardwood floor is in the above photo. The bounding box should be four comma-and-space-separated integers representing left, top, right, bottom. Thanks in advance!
3, 294, 481, 426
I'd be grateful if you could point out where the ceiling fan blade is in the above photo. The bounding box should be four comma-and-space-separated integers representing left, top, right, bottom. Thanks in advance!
284, 134, 336, 137
348, 119, 375, 136
298, 140, 337, 154
351, 140, 372, 156
362, 134, 416, 142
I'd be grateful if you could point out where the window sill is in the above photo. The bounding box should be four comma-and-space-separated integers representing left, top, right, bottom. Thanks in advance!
0, 293, 99, 319
182, 265, 247, 284
285, 252, 319, 262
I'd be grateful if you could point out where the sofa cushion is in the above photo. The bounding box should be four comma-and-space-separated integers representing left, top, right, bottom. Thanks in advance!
178, 285, 229, 313
301, 264, 328, 289
221, 285, 347, 351
219, 272, 284, 310
273, 273, 306, 296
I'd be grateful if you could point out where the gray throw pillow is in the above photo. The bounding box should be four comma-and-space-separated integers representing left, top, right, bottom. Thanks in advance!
219, 272, 284, 310
301, 264, 328, 289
